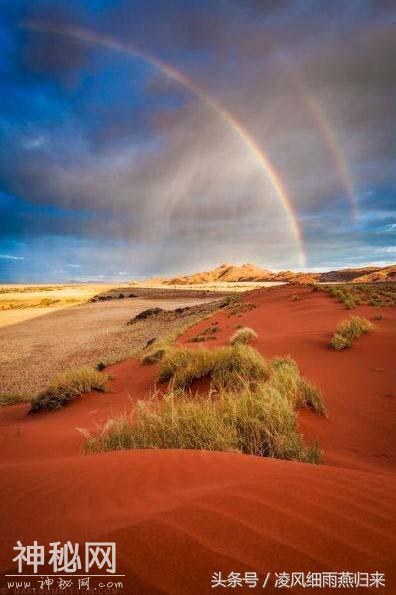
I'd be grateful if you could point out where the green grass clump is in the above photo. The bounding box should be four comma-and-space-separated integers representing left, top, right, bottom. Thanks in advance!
329, 316, 374, 351
229, 326, 258, 346
158, 345, 268, 391
269, 357, 325, 414
30, 367, 108, 412
85, 383, 321, 463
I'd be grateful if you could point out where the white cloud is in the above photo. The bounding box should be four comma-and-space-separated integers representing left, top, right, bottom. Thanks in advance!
0, 254, 24, 260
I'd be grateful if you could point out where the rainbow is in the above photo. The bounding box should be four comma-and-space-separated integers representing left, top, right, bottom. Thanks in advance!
275, 53, 359, 219
23, 21, 307, 267
304, 94, 359, 218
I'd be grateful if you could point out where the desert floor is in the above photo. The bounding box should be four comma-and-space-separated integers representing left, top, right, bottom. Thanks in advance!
0, 288, 220, 395
0, 284, 395, 593
0, 284, 121, 327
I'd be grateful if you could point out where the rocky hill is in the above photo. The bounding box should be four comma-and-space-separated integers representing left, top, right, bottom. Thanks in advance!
135, 263, 396, 285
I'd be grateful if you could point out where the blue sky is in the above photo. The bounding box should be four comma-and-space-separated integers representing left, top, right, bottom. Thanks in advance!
0, 0, 395, 282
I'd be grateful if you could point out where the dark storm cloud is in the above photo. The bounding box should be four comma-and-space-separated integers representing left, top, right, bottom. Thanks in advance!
0, 0, 395, 279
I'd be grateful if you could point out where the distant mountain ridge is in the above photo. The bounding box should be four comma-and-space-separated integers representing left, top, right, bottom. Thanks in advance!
139, 263, 396, 285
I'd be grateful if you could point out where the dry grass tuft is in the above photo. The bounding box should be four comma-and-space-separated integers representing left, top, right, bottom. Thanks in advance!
141, 346, 169, 365
321, 282, 396, 309
330, 316, 374, 351
30, 367, 108, 412
269, 357, 325, 414
158, 345, 268, 390
0, 393, 30, 407
85, 383, 321, 463
85, 344, 324, 465
229, 326, 258, 345
211, 345, 268, 390
158, 348, 213, 388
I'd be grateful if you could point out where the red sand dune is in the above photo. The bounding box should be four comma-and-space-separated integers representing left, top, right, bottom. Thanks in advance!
1, 285, 395, 593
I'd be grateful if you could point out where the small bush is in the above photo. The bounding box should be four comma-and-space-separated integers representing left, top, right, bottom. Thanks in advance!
291, 294, 299, 302
229, 327, 258, 346
30, 367, 108, 412
141, 346, 169, 365
96, 361, 106, 371
329, 316, 374, 350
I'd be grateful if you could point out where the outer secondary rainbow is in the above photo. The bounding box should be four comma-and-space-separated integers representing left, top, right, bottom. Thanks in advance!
304, 94, 359, 219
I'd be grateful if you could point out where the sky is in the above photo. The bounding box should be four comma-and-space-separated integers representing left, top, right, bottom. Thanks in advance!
0, 0, 395, 282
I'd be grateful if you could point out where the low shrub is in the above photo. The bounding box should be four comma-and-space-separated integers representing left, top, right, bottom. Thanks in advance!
229, 326, 258, 345
30, 367, 108, 412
